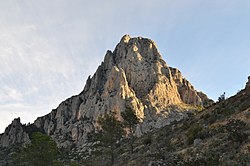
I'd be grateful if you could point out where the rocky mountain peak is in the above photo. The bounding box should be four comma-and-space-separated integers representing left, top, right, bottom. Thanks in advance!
10, 117, 21, 126
120, 34, 131, 43
113, 35, 162, 65
0, 35, 212, 150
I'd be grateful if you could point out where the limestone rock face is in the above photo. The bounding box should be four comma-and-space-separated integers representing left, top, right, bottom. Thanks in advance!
0, 35, 212, 149
170, 67, 213, 107
197, 92, 214, 108
0, 118, 30, 147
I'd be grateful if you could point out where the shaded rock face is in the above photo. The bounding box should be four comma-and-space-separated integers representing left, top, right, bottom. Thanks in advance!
0, 118, 30, 147
0, 35, 212, 148
246, 76, 250, 89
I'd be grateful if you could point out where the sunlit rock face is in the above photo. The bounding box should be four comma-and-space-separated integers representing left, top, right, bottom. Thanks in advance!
170, 67, 213, 107
0, 35, 212, 149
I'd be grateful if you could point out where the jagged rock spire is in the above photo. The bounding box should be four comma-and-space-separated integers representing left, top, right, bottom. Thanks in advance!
0, 118, 30, 147
1, 35, 212, 149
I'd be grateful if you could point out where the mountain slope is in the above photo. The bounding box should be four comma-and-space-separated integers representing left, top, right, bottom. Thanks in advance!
82, 77, 250, 166
0, 35, 212, 159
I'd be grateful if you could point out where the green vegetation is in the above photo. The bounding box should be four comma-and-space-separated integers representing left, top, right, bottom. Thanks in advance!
18, 132, 58, 166
121, 107, 140, 153
95, 113, 125, 165
173, 154, 220, 166
186, 123, 203, 145
226, 119, 247, 143
6, 87, 250, 166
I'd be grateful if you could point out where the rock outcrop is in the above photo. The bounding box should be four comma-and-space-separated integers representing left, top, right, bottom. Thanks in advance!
0, 35, 212, 149
245, 76, 250, 89
0, 118, 30, 147
170, 67, 213, 107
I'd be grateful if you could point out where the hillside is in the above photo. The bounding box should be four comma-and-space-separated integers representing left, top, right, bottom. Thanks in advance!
79, 77, 250, 166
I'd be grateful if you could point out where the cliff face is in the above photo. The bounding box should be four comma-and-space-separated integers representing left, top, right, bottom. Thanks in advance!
0, 35, 212, 149
170, 67, 213, 107
0, 118, 30, 147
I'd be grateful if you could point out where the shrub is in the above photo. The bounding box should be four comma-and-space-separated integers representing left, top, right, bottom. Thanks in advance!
143, 136, 152, 145
226, 119, 247, 143
186, 123, 203, 145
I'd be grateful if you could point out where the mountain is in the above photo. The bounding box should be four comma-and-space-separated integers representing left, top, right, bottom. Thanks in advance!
0, 35, 214, 164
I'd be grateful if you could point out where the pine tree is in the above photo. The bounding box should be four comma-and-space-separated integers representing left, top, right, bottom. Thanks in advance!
18, 132, 58, 166
97, 112, 125, 165
121, 107, 140, 153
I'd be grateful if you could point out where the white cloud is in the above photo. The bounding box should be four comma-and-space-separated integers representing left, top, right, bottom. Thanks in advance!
24, 86, 38, 96
0, 23, 75, 79
0, 87, 23, 102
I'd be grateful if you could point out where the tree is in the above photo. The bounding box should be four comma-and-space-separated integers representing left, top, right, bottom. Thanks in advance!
19, 132, 58, 166
218, 92, 226, 102
96, 113, 125, 165
121, 107, 140, 153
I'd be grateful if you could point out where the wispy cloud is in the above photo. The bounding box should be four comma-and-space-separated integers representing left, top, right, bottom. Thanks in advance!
0, 103, 52, 133
0, 87, 23, 102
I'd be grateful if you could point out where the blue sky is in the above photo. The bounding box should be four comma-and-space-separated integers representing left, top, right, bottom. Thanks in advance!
0, 0, 250, 133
